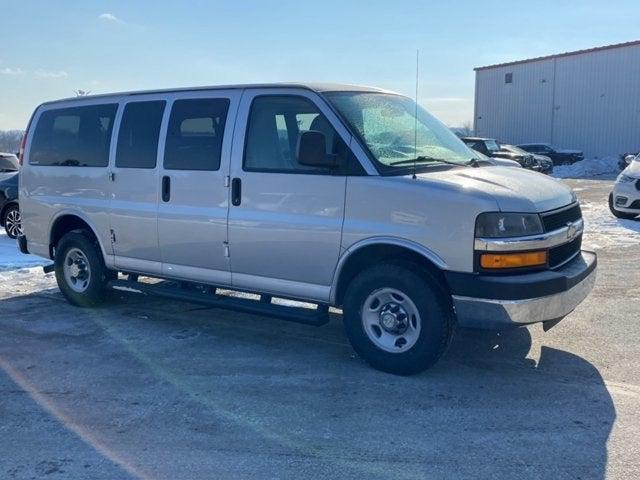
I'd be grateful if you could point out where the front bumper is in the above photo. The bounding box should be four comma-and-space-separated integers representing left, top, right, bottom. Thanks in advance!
612, 181, 640, 212
445, 250, 596, 329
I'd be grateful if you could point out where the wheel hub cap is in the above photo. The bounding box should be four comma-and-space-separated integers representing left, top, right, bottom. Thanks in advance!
361, 287, 422, 354
63, 248, 91, 293
379, 303, 408, 333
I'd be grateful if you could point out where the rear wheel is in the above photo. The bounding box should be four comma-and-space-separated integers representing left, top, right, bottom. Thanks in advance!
609, 193, 638, 220
343, 262, 454, 375
3, 204, 22, 239
54, 231, 109, 307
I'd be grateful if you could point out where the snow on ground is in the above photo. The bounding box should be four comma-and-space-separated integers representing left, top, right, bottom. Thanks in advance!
0, 231, 55, 298
581, 200, 640, 250
553, 157, 619, 179
0, 231, 50, 271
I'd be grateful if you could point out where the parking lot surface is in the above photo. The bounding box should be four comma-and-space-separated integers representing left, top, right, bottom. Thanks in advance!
0, 177, 639, 479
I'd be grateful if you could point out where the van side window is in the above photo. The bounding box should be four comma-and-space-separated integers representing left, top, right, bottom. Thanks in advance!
116, 101, 166, 169
244, 95, 352, 173
30, 104, 117, 167
163, 98, 230, 171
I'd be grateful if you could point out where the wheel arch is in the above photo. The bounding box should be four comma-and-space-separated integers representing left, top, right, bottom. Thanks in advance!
48, 211, 108, 261
330, 237, 449, 306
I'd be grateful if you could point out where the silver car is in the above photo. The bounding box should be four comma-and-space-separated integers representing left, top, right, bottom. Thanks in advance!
18, 83, 596, 374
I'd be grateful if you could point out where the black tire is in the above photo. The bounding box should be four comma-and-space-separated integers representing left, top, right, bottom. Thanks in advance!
609, 193, 638, 220
3, 204, 22, 239
343, 262, 454, 375
54, 230, 109, 307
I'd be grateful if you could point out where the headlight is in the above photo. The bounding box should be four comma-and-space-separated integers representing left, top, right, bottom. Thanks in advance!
616, 174, 635, 184
475, 212, 544, 238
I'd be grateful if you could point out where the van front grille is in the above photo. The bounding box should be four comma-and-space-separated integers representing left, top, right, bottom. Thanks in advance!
541, 203, 582, 232
549, 234, 582, 268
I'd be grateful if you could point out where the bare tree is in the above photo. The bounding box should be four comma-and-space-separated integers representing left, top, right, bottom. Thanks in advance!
459, 121, 474, 137
74, 90, 91, 97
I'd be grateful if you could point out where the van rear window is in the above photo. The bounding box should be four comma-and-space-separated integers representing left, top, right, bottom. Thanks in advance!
30, 104, 117, 167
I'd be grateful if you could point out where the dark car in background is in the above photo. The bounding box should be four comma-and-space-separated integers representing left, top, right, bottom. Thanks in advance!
0, 152, 21, 239
517, 143, 583, 165
500, 144, 553, 174
462, 137, 539, 171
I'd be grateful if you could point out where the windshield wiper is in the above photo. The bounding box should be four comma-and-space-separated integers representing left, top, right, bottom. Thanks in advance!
467, 158, 481, 168
390, 156, 464, 167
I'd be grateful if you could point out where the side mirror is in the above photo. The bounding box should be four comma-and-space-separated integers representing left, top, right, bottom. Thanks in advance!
296, 130, 336, 168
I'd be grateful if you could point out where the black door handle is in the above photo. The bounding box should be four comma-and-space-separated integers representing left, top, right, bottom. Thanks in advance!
162, 176, 171, 202
231, 177, 242, 206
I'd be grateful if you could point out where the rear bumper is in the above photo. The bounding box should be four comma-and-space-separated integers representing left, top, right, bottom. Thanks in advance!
445, 251, 596, 329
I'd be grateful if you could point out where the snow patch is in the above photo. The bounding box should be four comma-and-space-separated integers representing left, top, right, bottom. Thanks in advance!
0, 231, 51, 271
553, 158, 619, 179
581, 200, 640, 250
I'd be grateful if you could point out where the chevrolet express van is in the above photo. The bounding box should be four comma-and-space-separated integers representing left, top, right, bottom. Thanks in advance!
17, 83, 596, 374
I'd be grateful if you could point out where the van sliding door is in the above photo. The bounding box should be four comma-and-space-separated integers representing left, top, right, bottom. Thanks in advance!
156, 90, 240, 285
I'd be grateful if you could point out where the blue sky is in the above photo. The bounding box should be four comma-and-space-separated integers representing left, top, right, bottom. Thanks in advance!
1, 0, 639, 130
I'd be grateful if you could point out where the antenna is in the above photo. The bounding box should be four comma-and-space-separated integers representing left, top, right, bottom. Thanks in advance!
413, 49, 419, 180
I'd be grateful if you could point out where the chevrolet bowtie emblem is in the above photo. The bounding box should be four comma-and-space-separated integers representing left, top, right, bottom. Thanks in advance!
566, 222, 578, 240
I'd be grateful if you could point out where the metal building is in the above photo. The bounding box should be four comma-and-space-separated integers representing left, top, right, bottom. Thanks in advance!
474, 40, 640, 158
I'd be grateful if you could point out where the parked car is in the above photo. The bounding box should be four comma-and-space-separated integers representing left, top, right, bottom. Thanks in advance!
0, 171, 21, 239
619, 152, 638, 171
609, 159, 640, 220
500, 144, 553, 174
0, 152, 19, 172
517, 143, 584, 165
461, 137, 539, 171
18, 83, 596, 375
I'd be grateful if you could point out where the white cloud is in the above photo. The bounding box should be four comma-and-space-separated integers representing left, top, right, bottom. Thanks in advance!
35, 69, 68, 79
99, 13, 120, 22
0, 67, 24, 75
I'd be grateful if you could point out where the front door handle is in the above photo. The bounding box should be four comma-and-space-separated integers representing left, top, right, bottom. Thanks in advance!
231, 177, 242, 206
162, 176, 171, 202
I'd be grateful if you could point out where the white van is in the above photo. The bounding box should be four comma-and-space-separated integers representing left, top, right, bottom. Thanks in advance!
18, 83, 596, 374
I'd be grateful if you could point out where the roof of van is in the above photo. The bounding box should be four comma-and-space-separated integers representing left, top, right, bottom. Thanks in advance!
40, 83, 396, 106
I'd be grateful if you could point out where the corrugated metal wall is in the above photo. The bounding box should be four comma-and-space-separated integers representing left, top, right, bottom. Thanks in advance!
474, 43, 640, 158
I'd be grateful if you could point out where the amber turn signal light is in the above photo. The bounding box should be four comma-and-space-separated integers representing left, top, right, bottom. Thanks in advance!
480, 251, 548, 269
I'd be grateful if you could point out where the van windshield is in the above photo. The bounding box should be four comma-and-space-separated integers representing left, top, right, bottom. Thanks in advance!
325, 92, 479, 173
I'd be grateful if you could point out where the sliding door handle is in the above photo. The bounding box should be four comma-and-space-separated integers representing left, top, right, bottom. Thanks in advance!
231, 177, 242, 206
162, 176, 171, 202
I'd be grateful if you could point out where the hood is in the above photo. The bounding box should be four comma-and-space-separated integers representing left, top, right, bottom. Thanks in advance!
622, 160, 640, 178
414, 165, 575, 212
533, 154, 552, 163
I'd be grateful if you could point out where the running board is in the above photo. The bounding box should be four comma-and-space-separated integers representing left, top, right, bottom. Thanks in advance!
108, 279, 330, 327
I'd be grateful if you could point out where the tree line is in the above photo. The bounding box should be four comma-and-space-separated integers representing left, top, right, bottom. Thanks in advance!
0, 130, 24, 154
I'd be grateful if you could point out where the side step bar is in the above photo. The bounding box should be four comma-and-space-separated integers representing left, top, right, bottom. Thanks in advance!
108, 279, 330, 327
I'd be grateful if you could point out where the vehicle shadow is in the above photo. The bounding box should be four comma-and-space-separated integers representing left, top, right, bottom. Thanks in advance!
437, 326, 615, 479
0, 289, 615, 480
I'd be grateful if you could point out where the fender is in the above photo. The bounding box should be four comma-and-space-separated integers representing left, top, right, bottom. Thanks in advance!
48, 209, 113, 267
329, 236, 448, 304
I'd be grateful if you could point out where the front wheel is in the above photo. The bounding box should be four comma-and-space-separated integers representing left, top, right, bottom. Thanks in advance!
3, 204, 22, 239
54, 231, 109, 307
343, 262, 454, 375
609, 193, 638, 220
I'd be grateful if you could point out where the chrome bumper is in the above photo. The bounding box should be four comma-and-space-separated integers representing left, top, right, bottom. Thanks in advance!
450, 251, 597, 329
